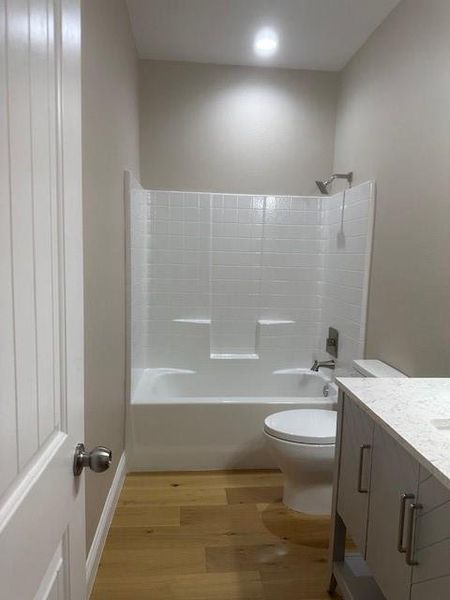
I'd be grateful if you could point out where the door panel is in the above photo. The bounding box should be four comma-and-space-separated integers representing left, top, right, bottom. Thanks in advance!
35, 542, 66, 600
7, 0, 40, 469
29, 0, 61, 447
0, 0, 17, 494
337, 395, 374, 554
366, 426, 419, 600
1, 0, 59, 489
0, 0, 85, 597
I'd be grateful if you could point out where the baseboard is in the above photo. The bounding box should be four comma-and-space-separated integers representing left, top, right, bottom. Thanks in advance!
128, 448, 278, 471
86, 451, 127, 598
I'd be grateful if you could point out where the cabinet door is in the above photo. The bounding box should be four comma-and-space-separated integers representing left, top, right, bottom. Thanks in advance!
337, 395, 374, 554
410, 469, 450, 599
366, 426, 419, 600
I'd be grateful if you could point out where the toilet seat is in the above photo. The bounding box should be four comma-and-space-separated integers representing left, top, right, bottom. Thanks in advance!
264, 409, 336, 445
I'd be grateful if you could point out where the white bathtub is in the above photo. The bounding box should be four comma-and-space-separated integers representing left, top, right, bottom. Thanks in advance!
128, 367, 337, 471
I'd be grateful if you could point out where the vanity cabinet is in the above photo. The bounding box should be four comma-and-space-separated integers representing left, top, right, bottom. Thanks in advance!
330, 391, 450, 600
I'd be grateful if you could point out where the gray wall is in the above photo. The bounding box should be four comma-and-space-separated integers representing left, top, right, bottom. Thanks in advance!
81, 0, 450, 558
139, 60, 338, 195
334, 0, 450, 376
81, 0, 140, 553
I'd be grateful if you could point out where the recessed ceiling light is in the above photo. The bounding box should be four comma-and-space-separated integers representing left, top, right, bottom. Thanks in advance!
254, 28, 278, 58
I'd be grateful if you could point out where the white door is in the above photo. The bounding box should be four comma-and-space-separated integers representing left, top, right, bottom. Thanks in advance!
0, 0, 86, 598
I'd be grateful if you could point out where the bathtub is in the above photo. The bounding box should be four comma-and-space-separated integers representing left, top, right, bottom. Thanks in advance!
128, 367, 337, 471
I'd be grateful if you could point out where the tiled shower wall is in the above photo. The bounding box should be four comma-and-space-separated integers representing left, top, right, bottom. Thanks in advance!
128, 173, 148, 391
209, 194, 323, 361
129, 180, 374, 375
321, 181, 375, 370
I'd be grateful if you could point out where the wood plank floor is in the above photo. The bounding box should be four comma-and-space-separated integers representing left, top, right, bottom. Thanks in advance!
92, 470, 340, 600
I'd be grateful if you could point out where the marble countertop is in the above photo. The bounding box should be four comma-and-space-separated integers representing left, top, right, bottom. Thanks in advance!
336, 377, 450, 491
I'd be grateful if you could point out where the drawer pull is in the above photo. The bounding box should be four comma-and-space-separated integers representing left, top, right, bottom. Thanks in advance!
357, 444, 371, 493
405, 502, 422, 566
397, 493, 415, 553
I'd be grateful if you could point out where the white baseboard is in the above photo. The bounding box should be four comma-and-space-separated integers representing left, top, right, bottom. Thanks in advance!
86, 452, 127, 598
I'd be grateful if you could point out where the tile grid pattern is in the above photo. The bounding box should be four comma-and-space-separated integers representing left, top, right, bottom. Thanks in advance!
130, 182, 374, 373
258, 195, 325, 366
321, 182, 375, 371
129, 182, 148, 365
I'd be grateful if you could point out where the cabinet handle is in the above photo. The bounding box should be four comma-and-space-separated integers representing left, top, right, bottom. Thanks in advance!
405, 502, 422, 566
357, 444, 371, 493
397, 493, 415, 552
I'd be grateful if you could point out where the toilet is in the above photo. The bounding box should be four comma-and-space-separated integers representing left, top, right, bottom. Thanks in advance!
264, 359, 407, 514
264, 409, 337, 514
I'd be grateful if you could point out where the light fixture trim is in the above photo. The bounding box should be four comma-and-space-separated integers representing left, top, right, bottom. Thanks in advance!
254, 27, 279, 58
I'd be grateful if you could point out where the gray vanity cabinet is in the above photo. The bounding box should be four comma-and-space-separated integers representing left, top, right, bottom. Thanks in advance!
330, 392, 450, 600
365, 426, 420, 600
337, 398, 374, 554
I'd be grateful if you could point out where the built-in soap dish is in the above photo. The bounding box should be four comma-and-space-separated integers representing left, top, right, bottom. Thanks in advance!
144, 368, 196, 375
257, 319, 295, 326
430, 418, 450, 431
210, 353, 259, 360
173, 318, 211, 325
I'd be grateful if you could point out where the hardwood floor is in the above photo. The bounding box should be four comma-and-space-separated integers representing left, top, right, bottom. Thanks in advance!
92, 470, 339, 600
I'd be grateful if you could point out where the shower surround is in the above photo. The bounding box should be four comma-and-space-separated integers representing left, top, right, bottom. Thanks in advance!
127, 173, 375, 469
130, 176, 374, 374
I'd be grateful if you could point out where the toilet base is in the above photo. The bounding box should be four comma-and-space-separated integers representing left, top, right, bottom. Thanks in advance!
282, 477, 332, 514
264, 430, 335, 515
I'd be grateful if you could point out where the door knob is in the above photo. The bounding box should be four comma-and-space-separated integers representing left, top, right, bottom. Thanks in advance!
73, 443, 112, 476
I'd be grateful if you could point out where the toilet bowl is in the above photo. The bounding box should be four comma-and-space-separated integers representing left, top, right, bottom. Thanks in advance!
264, 409, 336, 514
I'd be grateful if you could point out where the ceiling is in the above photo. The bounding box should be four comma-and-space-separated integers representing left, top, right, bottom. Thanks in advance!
126, 0, 401, 71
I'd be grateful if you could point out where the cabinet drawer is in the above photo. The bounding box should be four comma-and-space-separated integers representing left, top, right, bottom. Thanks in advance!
337, 395, 374, 554
416, 475, 450, 550
411, 470, 450, 597
411, 574, 450, 600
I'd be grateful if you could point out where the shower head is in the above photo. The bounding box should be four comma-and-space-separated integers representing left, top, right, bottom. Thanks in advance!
315, 179, 332, 195
315, 172, 353, 195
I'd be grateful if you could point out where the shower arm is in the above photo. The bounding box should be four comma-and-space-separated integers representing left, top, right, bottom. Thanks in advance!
315, 172, 353, 195
332, 172, 353, 186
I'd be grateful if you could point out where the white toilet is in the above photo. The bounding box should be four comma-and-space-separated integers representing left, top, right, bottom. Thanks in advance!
264, 408, 337, 514
264, 360, 407, 514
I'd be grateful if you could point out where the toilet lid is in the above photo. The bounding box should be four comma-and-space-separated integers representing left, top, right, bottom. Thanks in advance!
264, 409, 337, 444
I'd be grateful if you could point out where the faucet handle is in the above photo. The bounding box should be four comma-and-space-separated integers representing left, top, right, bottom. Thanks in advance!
326, 327, 339, 358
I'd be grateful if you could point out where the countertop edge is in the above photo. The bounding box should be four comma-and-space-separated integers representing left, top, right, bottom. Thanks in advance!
336, 378, 450, 492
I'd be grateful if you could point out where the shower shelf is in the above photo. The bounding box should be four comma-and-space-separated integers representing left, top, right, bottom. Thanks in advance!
210, 353, 259, 360
173, 318, 211, 325
174, 319, 295, 326
257, 319, 295, 325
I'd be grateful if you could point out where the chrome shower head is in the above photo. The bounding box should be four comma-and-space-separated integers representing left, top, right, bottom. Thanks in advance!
315, 179, 332, 195
315, 172, 353, 195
